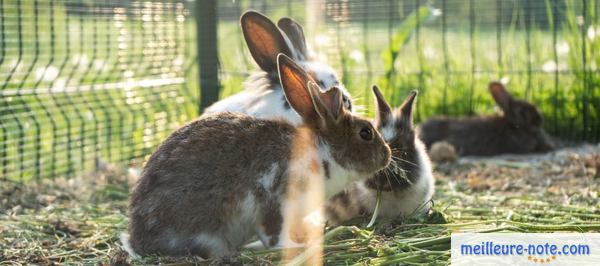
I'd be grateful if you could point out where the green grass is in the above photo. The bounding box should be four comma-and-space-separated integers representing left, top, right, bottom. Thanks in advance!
2, 148, 599, 265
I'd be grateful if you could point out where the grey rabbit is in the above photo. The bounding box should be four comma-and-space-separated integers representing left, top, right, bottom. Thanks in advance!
419, 81, 554, 156
121, 54, 391, 258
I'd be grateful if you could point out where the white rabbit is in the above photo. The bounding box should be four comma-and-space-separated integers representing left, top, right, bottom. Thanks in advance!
203, 11, 353, 125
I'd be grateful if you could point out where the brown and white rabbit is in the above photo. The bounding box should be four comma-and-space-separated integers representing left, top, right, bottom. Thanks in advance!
323, 88, 435, 226
122, 54, 391, 258
419, 81, 554, 156
204, 11, 353, 125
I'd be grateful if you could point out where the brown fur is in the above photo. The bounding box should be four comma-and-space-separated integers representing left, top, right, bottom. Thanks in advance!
128, 113, 293, 256
126, 55, 390, 258
419, 81, 554, 156
325, 88, 435, 226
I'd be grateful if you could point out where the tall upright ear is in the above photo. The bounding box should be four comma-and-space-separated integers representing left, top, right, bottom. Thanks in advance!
277, 17, 308, 60
278, 54, 318, 122
315, 86, 344, 122
399, 90, 418, 126
241, 11, 292, 73
489, 81, 512, 111
372, 85, 392, 128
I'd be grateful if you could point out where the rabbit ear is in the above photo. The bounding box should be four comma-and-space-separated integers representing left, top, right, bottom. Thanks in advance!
399, 90, 418, 126
317, 86, 344, 122
277, 17, 308, 60
372, 85, 393, 128
278, 54, 341, 126
278, 54, 319, 124
489, 81, 512, 111
241, 11, 292, 73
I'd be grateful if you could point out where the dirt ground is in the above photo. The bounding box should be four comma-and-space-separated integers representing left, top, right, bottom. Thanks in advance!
434, 144, 600, 205
1, 144, 599, 264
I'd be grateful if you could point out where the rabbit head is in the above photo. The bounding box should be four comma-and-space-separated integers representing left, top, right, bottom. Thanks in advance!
489, 81, 554, 152
365, 87, 429, 191
241, 11, 352, 111
323, 88, 435, 226
278, 53, 390, 178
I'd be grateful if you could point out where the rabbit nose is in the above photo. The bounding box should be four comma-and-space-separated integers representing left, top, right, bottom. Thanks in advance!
382, 147, 392, 165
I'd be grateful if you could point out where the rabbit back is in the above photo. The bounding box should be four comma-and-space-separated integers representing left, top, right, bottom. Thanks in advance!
204, 80, 303, 125
128, 113, 294, 257
420, 116, 552, 156
419, 82, 553, 156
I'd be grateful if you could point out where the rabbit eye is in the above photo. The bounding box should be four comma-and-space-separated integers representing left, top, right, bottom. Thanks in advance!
359, 127, 373, 141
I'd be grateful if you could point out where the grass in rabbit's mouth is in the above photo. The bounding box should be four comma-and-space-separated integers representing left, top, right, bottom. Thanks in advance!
1, 145, 599, 265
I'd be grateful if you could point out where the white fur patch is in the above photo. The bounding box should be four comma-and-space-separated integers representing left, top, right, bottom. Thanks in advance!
380, 119, 397, 141
258, 163, 279, 190
304, 209, 326, 228
243, 240, 266, 250
318, 144, 362, 198
226, 192, 259, 248
299, 61, 353, 111
193, 233, 229, 257
203, 58, 352, 126
120, 233, 140, 259
204, 88, 303, 126
299, 61, 341, 89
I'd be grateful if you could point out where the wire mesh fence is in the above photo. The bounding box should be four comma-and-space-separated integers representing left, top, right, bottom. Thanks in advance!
1, 0, 599, 181
216, 0, 599, 142
0, 0, 198, 182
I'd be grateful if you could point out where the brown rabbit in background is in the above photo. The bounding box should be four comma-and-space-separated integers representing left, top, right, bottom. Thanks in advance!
419, 81, 554, 156
122, 54, 391, 258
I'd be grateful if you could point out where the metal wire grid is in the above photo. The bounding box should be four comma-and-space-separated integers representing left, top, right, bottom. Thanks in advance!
0, 0, 198, 182
1, 0, 599, 181
215, 0, 599, 143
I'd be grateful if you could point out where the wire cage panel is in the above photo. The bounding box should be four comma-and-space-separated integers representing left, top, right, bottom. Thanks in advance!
0, 0, 198, 181
216, 0, 599, 143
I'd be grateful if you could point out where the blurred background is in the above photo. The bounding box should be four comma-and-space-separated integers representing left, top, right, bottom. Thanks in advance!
0, 0, 598, 182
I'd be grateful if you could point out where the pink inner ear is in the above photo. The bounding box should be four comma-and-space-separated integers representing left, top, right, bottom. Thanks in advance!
279, 55, 317, 121
489, 82, 512, 109
319, 87, 342, 119
242, 12, 291, 72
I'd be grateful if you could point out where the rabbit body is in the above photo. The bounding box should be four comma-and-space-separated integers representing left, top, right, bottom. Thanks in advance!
419, 81, 554, 156
128, 113, 295, 257
125, 55, 391, 258
419, 116, 552, 156
128, 113, 373, 257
